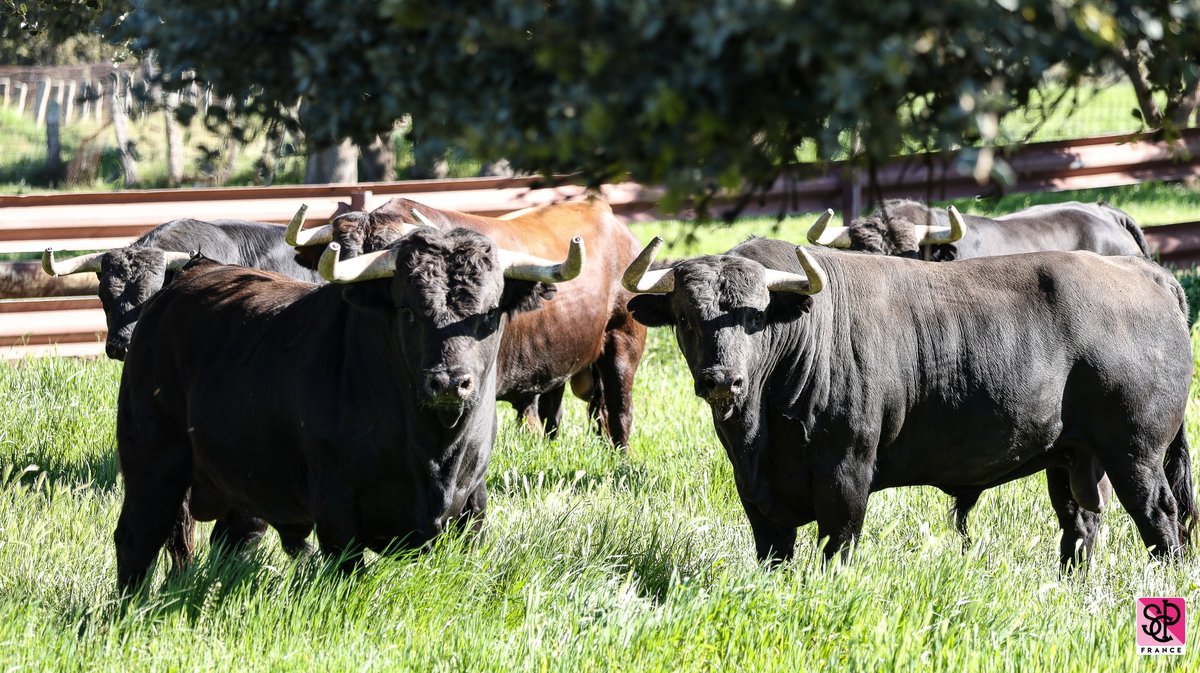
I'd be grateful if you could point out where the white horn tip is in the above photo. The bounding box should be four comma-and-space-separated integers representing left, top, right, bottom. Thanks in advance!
42, 248, 58, 276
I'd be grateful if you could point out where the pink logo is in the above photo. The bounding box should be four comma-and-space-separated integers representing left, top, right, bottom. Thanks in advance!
1137, 597, 1186, 655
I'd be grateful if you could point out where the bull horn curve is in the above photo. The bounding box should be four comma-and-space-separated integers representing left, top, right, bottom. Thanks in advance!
806, 209, 851, 248
42, 248, 106, 276
411, 208, 437, 229
762, 247, 826, 295
499, 236, 584, 283
285, 204, 335, 247
318, 243, 399, 283
913, 206, 966, 245
621, 237, 675, 294
163, 251, 194, 270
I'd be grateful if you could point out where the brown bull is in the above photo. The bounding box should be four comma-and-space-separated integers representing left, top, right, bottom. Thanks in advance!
293, 198, 647, 448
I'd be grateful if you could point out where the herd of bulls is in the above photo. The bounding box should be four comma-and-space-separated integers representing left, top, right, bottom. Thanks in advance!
41, 196, 1196, 594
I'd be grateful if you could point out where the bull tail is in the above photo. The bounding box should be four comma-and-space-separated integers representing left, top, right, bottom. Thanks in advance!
1099, 202, 1152, 258
1165, 424, 1198, 549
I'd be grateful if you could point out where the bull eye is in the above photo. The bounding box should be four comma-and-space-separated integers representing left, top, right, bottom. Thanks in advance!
678, 316, 692, 333
481, 308, 500, 332
749, 312, 764, 331
398, 307, 415, 324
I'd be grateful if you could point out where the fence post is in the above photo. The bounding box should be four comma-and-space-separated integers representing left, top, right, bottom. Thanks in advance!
0, 78, 8, 107
64, 80, 77, 122
840, 166, 863, 226
14, 82, 28, 114
92, 81, 104, 123
35, 78, 51, 126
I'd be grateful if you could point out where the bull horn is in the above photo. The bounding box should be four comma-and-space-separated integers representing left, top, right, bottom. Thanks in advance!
913, 206, 966, 244
42, 248, 106, 276
163, 251, 194, 270
411, 208, 437, 229
318, 243, 399, 283
762, 247, 826, 295
622, 237, 674, 294
806, 209, 851, 248
285, 204, 335, 247
499, 236, 584, 283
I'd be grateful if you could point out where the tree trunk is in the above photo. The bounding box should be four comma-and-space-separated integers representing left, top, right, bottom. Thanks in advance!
305, 138, 359, 184
409, 136, 449, 180
358, 132, 395, 182
1116, 42, 1163, 128
1169, 73, 1200, 128
164, 91, 185, 187
45, 100, 63, 184
109, 72, 140, 187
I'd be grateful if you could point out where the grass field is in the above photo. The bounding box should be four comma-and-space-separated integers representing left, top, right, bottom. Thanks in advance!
1, 302, 1198, 669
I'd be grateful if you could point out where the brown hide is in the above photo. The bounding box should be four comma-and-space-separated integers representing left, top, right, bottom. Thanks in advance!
297, 197, 647, 446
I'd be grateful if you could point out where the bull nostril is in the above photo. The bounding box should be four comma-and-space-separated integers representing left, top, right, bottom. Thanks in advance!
730, 376, 745, 393
457, 377, 473, 393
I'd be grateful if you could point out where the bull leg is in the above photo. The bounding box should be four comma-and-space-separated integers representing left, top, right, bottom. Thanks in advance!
1046, 467, 1101, 570
812, 464, 871, 564
275, 523, 315, 558
1094, 447, 1182, 558
594, 320, 647, 450
209, 510, 269, 555
311, 471, 363, 573
114, 442, 193, 595
510, 393, 543, 435
586, 364, 611, 440
537, 385, 566, 440
740, 497, 798, 568
449, 484, 488, 542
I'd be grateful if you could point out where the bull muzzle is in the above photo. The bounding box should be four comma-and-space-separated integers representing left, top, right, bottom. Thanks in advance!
423, 368, 476, 428
696, 367, 745, 421
105, 340, 127, 361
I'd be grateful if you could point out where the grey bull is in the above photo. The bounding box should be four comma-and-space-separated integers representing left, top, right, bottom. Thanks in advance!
624, 235, 1196, 568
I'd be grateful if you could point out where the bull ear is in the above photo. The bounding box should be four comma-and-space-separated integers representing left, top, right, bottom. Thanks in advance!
766, 292, 812, 324
627, 294, 674, 327
501, 279, 557, 317
293, 247, 323, 270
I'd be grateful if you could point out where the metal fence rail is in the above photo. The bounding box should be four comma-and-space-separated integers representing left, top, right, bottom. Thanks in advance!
3, 128, 1200, 358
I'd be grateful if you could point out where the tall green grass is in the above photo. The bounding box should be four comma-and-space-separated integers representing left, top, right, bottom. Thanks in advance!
1, 317, 1197, 670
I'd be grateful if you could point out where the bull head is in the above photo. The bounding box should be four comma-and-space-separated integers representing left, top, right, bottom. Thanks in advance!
806, 206, 966, 248
623, 238, 825, 297
42, 247, 191, 276
624, 238, 825, 421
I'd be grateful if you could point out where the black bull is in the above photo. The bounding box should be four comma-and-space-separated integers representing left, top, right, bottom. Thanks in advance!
113, 228, 570, 592
45, 217, 325, 559
627, 238, 1196, 566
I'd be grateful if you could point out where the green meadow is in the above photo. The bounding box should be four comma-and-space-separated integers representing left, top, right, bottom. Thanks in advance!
1, 302, 1197, 671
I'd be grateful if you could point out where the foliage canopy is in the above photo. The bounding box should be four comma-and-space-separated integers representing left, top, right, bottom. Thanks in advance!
4, 1, 1198, 202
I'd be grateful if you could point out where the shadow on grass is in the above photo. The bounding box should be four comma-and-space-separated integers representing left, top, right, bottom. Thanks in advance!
8, 450, 121, 492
